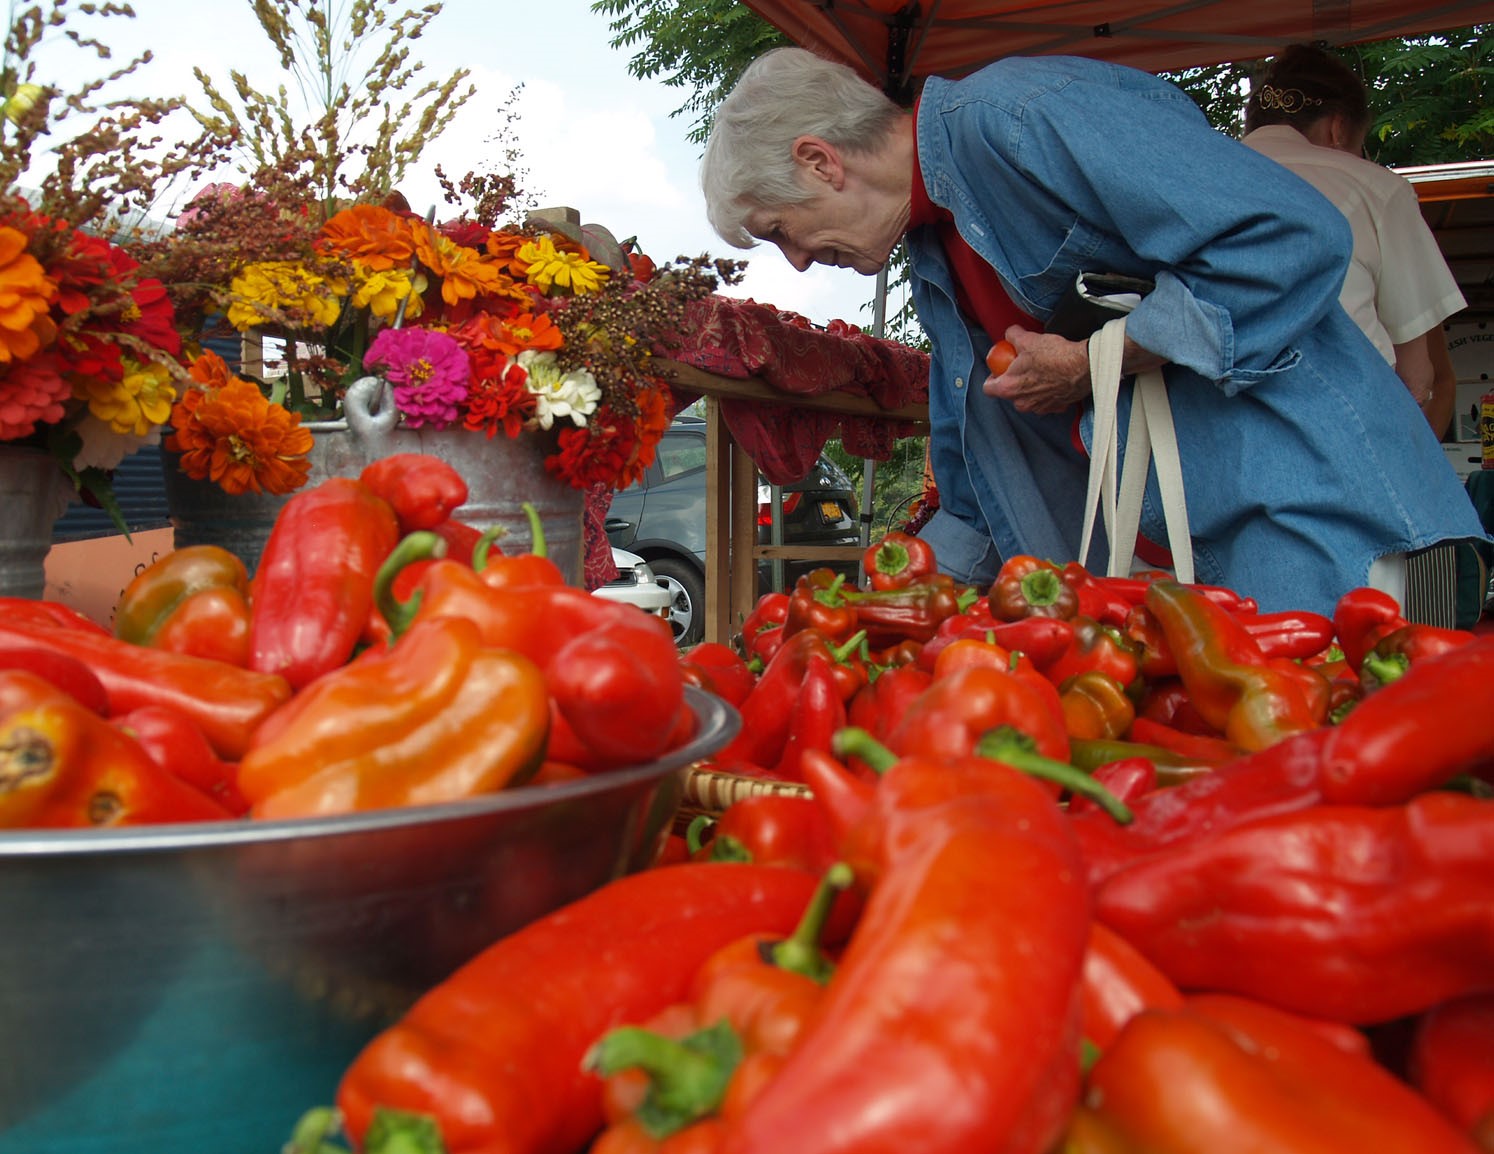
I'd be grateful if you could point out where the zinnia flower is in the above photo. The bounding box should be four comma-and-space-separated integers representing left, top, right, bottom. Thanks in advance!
167, 378, 315, 496
514, 235, 610, 296
0, 351, 69, 439
0, 224, 59, 365
78, 357, 177, 437
412, 229, 515, 308
518, 349, 600, 430
318, 204, 417, 271
365, 326, 471, 429
226, 261, 347, 331
350, 264, 420, 321
463, 359, 537, 440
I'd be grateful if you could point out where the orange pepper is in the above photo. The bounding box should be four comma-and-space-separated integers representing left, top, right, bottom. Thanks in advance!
237, 615, 550, 818
114, 544, 253, 667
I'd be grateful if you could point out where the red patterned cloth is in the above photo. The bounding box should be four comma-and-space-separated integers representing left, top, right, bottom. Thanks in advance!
663, 296, 930, 485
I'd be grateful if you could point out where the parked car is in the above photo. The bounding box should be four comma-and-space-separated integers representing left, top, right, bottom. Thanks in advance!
604, 414, 862, 645
593, 548, 673, 623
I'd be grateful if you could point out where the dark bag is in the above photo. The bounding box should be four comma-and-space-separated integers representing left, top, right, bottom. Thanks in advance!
1046, 272, 1155, 341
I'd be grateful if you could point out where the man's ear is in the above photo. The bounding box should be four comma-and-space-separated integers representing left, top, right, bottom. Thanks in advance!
791, 135, 843, 187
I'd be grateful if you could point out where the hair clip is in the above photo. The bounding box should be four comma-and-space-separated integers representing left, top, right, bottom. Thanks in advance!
1257, 84, 1324, 114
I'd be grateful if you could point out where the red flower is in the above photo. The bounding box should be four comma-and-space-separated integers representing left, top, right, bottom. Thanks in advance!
462, 359, 536, 440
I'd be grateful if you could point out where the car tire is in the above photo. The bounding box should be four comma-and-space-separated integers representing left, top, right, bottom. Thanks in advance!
649, 557, 706, 647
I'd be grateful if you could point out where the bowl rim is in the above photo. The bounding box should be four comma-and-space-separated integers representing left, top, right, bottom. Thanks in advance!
0, 686, 738, 856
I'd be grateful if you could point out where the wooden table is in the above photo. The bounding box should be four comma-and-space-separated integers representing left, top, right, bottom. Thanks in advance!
655, 357, 930, 645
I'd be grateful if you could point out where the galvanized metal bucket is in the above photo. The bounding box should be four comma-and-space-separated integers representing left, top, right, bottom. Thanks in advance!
0, 446, 72, 599
162, 377, 586, 581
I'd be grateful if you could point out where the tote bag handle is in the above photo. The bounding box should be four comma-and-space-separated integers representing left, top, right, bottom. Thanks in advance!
1076, 316, 1195, 585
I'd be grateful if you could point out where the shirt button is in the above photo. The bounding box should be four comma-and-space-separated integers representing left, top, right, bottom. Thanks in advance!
955, 376, 965, 389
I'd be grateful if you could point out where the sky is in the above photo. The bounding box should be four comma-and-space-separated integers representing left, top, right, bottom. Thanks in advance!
54, 0, 893, 331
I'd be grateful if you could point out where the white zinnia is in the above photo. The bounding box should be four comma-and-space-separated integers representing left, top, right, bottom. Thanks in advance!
518, 350, 602, 430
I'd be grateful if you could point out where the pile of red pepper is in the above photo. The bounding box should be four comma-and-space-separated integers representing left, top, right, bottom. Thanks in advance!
0, 453, 690, 827
309, 534, 1493, 1154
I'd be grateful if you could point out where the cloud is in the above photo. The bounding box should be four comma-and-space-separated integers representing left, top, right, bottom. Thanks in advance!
56, 0, 894, 330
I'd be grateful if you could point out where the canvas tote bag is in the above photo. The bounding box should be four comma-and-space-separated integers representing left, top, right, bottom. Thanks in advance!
1076, 315, 1195, 584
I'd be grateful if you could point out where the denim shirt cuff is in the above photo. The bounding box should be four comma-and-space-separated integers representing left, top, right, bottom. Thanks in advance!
921, 508, 1003, 587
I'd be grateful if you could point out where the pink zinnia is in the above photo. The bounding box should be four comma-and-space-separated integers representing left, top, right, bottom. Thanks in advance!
365, 327, 471, 429
0, 352, 70, 439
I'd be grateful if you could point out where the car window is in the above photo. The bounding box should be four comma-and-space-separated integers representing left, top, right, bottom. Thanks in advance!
656, 434, 707, 480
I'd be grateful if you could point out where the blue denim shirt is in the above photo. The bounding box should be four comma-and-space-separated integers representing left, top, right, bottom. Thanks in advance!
909, 55, 1487, 615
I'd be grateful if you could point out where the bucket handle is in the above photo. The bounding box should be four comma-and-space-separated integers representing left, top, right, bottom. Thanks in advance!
343, 376, 400, 444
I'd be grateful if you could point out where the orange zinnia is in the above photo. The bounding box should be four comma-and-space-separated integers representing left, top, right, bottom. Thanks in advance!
413, 228, 515, 306
318, 204, 418, 271
169, 377, 315, 496
0, 225, 58, 365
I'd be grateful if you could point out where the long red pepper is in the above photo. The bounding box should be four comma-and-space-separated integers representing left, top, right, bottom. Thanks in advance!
718, 741, 1092, 1154
249, 476, 401, 690
0, 618, 292, 760
337, 864, 853, 1154
1094, 791, 1494, 1024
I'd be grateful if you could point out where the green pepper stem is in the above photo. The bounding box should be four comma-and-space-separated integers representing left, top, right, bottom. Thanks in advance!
471, 525, 506, 572
522, 502, 548, 558
1021, 568, 1065, 609
1360, 651, 1409, 689
371, 531, 446, 640
831, 726, 897, 773
975, 731, 1134, 825
583, 1021, 741, 1139
770, 862, 854, 985
684, 813, 714, 857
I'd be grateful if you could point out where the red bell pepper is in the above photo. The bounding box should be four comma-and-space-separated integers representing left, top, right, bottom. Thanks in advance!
1043, 615, 1141, 689
337, 864, 852, 1154
1358, 621, 1475, 691
0, 670, 233, 828
782, 568, 858, 644
1236, 608, 1337, 661
1066, 756, 1158, 818
471, 503, 567, 589
1409, 993, 1494, 1147
1094, 790, 1494, 1024
1183, 992, 1371, 1061
1126, 716, 1244, 765
1061, 562, 1135, 627
846, 662, 932, 747
248, 476, 402, 690
861, 530, 935, 591
1331, 585, 1407, 673
358, 452, 469, 533
988, 554, 1079, 621
766, 650, 846, 782
916, 613, 1076, 673
740, 593, 789, 666
886, 663, 1070, 766
1136, 677, 1220, 736
690, 794, 840, 876
681, 643, 756, 709
714, 631, 865, 772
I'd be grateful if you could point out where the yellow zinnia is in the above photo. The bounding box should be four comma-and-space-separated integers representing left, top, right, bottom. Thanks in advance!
351, 264, 418, 321
515, 236, 610, 296
80, 358, 177, 437
225, 261, 347, 331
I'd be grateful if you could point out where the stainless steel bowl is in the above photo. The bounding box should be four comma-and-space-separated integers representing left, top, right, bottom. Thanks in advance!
0, 687, 736, 1154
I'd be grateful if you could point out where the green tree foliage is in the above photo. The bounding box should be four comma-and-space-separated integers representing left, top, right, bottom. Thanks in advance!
590, 0, 788, 145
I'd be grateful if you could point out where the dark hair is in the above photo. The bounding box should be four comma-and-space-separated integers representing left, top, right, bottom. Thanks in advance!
1245, 43, 1370, 137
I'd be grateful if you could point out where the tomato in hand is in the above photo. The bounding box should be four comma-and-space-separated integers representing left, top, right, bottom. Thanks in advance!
986, 339, 1017, 376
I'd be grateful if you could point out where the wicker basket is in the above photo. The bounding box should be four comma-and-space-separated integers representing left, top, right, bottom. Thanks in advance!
675, 764, 812, 834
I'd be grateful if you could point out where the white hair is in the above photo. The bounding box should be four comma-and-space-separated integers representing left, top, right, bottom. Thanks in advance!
700, 47, 903, 249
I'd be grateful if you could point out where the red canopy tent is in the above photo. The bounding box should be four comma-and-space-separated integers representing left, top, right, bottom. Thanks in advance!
734, 0, 1494, 99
